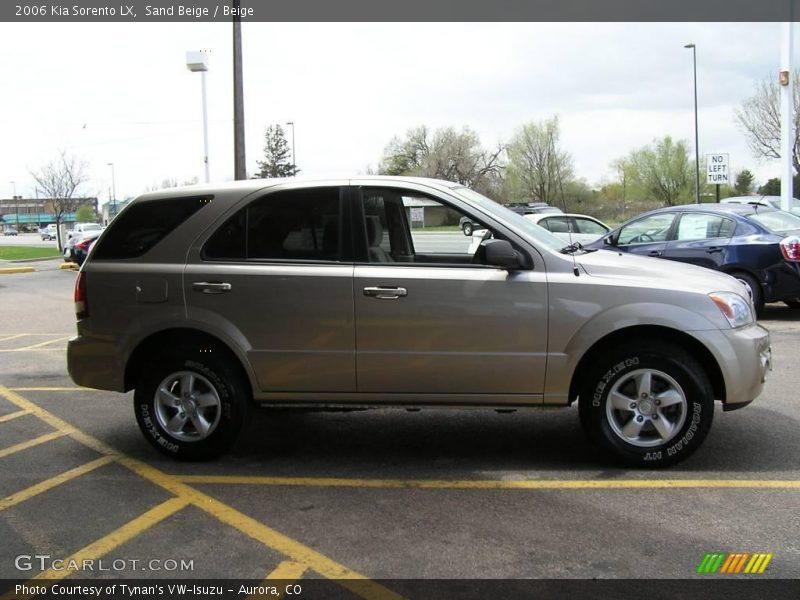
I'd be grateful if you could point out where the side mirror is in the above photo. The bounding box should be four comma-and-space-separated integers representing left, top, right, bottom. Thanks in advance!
482, 239, 522, 270
603, 234, 616, 246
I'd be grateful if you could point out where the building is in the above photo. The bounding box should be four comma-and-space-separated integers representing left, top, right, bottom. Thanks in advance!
0, 196, 98, 232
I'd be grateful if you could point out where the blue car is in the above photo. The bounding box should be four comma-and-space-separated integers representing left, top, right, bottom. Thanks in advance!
586, 204, 800, 313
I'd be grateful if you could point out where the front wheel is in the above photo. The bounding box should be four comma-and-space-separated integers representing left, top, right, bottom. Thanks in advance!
134, 347, 250, 460
462, 222, 474, 236
578, 342, 714, 467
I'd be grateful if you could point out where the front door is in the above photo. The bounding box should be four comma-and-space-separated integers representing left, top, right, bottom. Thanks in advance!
352, 186, 548, 399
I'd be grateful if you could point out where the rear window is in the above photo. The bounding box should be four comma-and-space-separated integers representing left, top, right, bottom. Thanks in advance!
92, 196, 210, 260
748, 210, 800, 234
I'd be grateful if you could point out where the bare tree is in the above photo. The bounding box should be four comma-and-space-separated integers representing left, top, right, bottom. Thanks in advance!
736, 71, 800, 174
30, 150, 89, 250
379, 126, 505, 198
505, 117, 573, 205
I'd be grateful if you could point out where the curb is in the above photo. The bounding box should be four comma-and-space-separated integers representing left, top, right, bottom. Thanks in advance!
59, 262, 78, 270
0, 266, 36, 274
6, 256, 63, 263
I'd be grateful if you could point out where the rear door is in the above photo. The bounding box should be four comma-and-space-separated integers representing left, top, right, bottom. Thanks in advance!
662, 212, 735, 269
184, 185, 356, 393
352, 185, 548, 400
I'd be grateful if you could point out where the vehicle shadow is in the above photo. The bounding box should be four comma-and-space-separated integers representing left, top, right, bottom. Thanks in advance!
139, 403, 800, 478
760, 303, 799, 321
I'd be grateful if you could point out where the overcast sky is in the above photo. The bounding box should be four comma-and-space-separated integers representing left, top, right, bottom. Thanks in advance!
0, 21, 793, 205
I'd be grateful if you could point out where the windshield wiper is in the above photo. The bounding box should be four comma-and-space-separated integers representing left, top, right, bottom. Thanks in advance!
560, 242, 584, 254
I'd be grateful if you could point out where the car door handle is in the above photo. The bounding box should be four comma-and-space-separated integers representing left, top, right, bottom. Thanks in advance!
648, 250, 663, 257
706, 246, 723, 254
192, 282, 232, 294
363, 286, 407, 299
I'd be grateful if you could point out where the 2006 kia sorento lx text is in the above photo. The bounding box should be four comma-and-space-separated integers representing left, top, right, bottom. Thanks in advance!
66, 177, 772, 467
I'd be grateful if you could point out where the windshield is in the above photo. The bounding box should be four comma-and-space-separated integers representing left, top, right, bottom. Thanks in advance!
451, 187, 565, 251
748, 210, 800, 233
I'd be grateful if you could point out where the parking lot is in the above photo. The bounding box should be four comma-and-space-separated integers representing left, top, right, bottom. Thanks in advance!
0, 267, 799, 596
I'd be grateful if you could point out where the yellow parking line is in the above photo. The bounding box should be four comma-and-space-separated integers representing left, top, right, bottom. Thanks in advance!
0, 455, 116, 512
0, 386, 404, 600
175, 475, 800, 490
0, 334, 27, 343
0, 409, 29, 423
249, 561, 308, 600
21, 497, 189, 588
10, 387, 98, 392
4, 336, 70, 352
0, 430, 70, 460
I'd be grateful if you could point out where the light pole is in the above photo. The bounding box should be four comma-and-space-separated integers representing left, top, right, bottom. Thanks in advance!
285, 121, 296, 175
10, 181, 19, 228
186, 50, 211, 183
684, 43, 701, 204
107, 162, 117, 219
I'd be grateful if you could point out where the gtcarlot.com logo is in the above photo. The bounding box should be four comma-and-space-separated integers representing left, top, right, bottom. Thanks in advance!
697, 552, 773, 574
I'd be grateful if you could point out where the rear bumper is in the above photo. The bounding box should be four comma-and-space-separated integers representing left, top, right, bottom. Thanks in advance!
67, 334, 126, 392
691, 323, 771, 409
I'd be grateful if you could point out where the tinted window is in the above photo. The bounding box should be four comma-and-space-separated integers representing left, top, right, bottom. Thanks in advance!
204, 187, 342, 261
92, 196, 210, 260
617, 213, 676, 245
675, 213, 735, 241
574, 217, 608, 235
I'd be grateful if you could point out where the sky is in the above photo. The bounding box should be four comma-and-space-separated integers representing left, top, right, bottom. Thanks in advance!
0, 21, 793, 206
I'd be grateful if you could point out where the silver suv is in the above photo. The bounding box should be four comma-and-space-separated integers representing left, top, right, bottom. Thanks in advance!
67, 177, 772, 466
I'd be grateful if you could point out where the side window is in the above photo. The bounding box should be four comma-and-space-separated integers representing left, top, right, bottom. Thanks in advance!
675, 213, 735, 241
540, 216, 570, 233
92, 196, 210, 260
360, 188, 492, 265
617, 213, 676, 245
574, 217, 608, 235
204, 187, 342, 261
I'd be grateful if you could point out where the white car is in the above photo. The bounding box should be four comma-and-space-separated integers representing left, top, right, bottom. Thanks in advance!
721, 195, 800, 217
525, 213, 610, 245
64, 223, 104, 261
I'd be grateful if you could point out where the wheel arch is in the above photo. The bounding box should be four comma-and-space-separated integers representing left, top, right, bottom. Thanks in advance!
124, 327, 254, 398
568, 325, 726, 405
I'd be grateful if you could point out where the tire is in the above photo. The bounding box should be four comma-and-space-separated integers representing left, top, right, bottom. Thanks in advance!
578, 342, 714, 468
133, 347, 250, 460
731, 271, 764, 315
462, 222, 474, 236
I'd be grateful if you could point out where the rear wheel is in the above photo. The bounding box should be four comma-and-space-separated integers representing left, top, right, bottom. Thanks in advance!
133, 347, 250, 460
784, 298, 800, 309
731, 271, 764, 315
578, 342, 714, 467
462, 222, 474, 236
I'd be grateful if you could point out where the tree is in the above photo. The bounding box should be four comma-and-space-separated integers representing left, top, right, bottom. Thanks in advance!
75, 206, 97, 223
758, 175, 800, 196
624, 136, 694, 206
736, 71, 800, 174
254, 124, 298, 178
733, 169, 755, 196
30, 150, 89, 250
379, 126, 505, 199
504, 117, 573, 205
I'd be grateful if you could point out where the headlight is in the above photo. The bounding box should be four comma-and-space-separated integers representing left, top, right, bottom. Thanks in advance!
709, 292, 754, 328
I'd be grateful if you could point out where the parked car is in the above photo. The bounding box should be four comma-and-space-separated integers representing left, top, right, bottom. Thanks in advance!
3, 227, 18, 236
65, 231, 102, 266
525, 213, 610, 245
67, 222, 103, 245
460, 203, 562, 235
40, 224, 57, 241
721, 195, 800, 217
586, 204, 800, 312
67, 177, 771, 467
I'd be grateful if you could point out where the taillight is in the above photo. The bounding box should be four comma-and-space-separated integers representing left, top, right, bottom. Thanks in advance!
74, 271, 88, 319
76, 238, 92, 250
780, 236, 800, 262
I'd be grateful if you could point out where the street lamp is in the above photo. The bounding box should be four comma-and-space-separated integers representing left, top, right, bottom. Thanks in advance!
285, 121, 296, 175
186, 50, 211, 183
107, 162, 117, 218
684, 43, 701, 204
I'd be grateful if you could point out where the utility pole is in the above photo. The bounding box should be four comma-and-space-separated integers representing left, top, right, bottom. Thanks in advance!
780, 17, 794, 212
232, 0, 247, 180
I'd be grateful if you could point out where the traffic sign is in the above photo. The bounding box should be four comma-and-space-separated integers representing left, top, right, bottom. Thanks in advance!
706, 153, 730, 185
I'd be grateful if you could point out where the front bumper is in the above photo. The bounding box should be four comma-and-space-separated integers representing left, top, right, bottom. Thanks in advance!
691, 323, 771, 410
